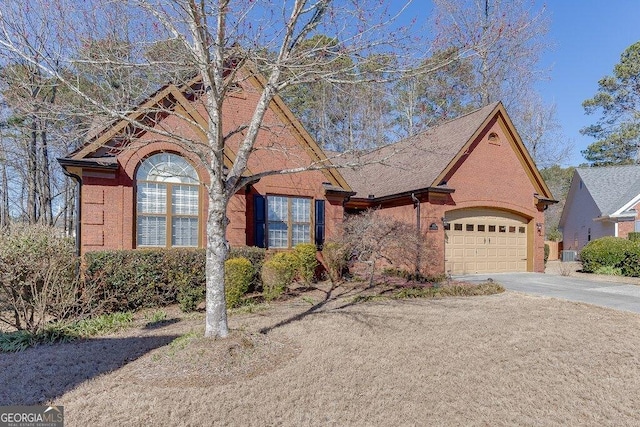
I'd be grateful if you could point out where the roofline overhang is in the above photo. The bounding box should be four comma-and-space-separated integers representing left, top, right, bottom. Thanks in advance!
57, 157, 119, 170
612, 193, 640, 217
594, 213, 636, 222
345, 186, 454, 208
534, 194, 559, 205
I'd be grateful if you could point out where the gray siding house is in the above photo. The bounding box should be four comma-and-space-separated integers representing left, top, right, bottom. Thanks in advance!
560, 165, 640, 252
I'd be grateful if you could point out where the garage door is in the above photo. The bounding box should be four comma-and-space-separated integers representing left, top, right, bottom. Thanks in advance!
444, 209, 528, 275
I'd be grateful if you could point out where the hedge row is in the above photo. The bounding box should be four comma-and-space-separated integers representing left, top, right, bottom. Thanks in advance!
84, 248, 207, 313
580, 237, 640, 277
83, 245, 323, 312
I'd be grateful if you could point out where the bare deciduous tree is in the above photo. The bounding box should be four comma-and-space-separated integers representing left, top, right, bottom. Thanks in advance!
341, 209, 435, 287
431, 0, 549, 109
0, 0, 554, 339
0, 0, 429, 338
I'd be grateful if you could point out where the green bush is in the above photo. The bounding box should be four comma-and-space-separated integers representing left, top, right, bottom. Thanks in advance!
594, 265, 623, 276
580, 237, 637, 273
294, 243, 319, 284
225, 257, 254, 308
629, 232, 640, 242
229, 246, 266, 290
322, 242, 350, 282
544, 243, 550, 265
177, 286, 204, 312
620, 244, 640, 277
0, 311, 135, 352
0, 224, 81, 333
546, 227, 562, 242
84, 248, 205, 313
260, 252, 299, 301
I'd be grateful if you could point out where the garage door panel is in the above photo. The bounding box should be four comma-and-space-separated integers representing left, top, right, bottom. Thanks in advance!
445, 209, 528, 274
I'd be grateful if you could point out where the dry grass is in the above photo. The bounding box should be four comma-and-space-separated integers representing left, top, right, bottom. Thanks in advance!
3, 281, 640, 426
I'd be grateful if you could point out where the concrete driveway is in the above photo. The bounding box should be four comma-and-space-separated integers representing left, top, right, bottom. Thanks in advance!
456, 271, 640, 314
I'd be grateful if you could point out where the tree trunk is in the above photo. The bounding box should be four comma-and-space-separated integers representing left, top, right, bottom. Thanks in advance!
39, 126, 53, 225
0, 137, 9, 228
39, 84, 56, 226
28, 116, 38, 223
204, 185, 229, 338
1, 163, 7, 227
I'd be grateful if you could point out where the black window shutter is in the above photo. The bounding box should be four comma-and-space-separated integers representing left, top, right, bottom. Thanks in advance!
315, 199, 325, 249
254, 195, 266, 248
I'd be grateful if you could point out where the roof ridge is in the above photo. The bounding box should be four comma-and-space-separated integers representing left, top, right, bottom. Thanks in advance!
345, 101, 501, 159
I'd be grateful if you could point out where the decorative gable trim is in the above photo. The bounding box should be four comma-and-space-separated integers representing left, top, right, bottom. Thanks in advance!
244, 66, 352, 192
64, 65, 351, 193
432, 102, 554, 201
612, 192, 640, 217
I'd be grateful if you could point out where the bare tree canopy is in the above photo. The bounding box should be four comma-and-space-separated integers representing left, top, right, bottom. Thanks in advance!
428, 0, 570, 168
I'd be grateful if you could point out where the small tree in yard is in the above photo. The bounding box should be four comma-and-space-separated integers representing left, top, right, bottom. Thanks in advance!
341, 209, 433, 287
0, 1, 535, 338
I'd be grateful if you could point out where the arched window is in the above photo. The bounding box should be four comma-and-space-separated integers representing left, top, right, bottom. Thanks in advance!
136, 153, 200, 247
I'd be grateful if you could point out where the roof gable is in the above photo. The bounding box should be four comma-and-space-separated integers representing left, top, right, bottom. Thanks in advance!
62, 67, 351, 191
575, 165, 640, 216
340, 102, 552, 200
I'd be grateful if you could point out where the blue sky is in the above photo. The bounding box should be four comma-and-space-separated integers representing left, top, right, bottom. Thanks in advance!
401, 1, 640, 167
539, 1, 640, 166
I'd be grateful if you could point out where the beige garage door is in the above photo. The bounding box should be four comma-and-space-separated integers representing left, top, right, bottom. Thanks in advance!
445, 209, 528, 275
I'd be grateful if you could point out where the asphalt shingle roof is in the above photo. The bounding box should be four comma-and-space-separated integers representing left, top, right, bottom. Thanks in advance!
338, 103, 499, 198
576, 165, 640, 215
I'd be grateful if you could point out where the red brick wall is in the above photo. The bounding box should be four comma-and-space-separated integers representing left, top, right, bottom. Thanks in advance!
617, 201, 640, 239
618, 220, 635, 239
375, 202, 446, 275
373, 116, 547, 273
77, 83, 344, 254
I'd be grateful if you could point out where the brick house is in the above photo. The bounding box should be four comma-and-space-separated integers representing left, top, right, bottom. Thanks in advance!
340, 102, 555, 274
560, 165, 640, 253
59, 72, 554, 275
58, 72, 352, 255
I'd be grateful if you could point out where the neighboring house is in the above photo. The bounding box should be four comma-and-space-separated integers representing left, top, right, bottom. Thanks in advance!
560, 165, 640, 252
58, 71, 554, 275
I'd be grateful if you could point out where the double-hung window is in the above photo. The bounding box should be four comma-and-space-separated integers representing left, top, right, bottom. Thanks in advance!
267, 196, 311, 248
136, 153, 200, 247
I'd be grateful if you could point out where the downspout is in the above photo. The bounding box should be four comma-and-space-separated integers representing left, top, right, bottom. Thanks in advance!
411, 193, 421, 275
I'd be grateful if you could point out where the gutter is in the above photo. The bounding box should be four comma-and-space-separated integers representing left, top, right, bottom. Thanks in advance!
594, 214, 636, 222
58, 166, 82, 256
348, 186, 454, 206
57, 157, 118, 170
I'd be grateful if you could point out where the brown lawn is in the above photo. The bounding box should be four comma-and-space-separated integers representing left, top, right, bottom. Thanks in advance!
2, 281, 640, 426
